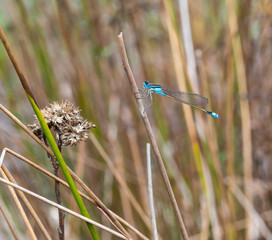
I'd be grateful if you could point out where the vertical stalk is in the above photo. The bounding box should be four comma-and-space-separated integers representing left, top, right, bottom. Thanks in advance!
0, 25, 100, 240
118, 32, 189, 240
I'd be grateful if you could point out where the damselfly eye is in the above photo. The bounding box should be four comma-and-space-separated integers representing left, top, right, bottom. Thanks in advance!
144, 81, 149, 85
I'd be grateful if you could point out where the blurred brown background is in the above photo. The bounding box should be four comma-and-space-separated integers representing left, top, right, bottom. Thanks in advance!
0, 0, 272, 239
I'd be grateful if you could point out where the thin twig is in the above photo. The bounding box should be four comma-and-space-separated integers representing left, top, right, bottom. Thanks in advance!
1, 164, 52, 240
0, 26, 36, 103
1, 147, 148, 239
146, 143, 158, 240
68, 165, 134, 239
0, 170, 38, 240
0, 177, 127, 239
118, 32, 189, 240
0, 202, 19, 240
55, 167, 65, 240
0, 105, 142, 240
45, 138, 65, 240
0, 24, 99, 239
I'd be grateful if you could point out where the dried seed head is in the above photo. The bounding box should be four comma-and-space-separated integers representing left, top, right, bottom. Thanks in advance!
28, 100, 95, 147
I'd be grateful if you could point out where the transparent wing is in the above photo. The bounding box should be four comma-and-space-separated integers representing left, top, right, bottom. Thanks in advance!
161, 87, 208, 108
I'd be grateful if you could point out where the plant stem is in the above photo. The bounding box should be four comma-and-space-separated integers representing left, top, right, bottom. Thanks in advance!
118, 32, 189, 240
0, 25, 100, 240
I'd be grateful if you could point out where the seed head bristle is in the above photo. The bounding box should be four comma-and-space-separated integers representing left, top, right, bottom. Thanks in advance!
28, 100, 95, 147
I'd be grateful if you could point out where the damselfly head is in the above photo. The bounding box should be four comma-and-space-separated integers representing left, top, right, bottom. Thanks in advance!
143, 81, 149, 88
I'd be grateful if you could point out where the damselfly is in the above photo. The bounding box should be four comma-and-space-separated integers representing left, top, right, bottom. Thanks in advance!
141, 81, 219, 118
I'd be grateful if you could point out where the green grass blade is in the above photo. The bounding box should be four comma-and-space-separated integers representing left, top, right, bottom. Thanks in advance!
26, 94, 100, 239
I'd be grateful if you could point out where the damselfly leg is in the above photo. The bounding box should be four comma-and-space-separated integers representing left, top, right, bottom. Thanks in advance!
135, 88, 148, 99
142, 89, 154, 112
135, 88, 154, 112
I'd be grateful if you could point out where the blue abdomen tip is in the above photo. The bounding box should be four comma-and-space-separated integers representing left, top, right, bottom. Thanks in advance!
211, 112, 219, 118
